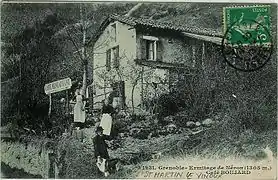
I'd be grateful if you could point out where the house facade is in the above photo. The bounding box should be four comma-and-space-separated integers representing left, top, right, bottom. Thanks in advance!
92, 14, 223, 112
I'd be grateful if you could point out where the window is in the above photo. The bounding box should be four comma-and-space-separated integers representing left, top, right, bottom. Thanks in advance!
111, 23, 117, 42
106, 46, 120, 71
112, 46, 120, 68
106, 49, 111, 71
109, 81, 125, 109
146, 40, 156, 60
141, 35, 162, 61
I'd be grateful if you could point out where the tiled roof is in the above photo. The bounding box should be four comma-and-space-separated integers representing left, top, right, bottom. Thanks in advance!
109, 14, 223, 38
90, 14, 223, 46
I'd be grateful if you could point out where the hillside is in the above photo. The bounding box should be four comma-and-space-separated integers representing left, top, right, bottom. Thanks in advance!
2, 3, 277, 82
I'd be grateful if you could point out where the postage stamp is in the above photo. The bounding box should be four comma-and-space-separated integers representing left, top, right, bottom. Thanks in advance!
223, 5, 271, 46
221, 5, 273, 72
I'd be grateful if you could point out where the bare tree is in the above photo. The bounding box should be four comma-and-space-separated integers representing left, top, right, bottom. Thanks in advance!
125, 3, 143, 16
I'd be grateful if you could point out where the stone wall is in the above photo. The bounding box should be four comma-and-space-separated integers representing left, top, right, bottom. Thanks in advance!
1, 139, 55, 178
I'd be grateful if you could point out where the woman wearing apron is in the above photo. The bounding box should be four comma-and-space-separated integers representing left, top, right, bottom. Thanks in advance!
100, 99, 114, 136
74, 89, 86, 129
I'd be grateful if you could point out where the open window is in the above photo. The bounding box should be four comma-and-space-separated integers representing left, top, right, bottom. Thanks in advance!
141, 35, 162, 61
146, 40, 156, 60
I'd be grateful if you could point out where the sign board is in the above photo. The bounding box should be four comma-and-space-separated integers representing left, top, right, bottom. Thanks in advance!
44, 78, 72, 95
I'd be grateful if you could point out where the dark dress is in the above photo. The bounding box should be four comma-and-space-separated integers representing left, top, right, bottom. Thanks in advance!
93, 134, 110, 159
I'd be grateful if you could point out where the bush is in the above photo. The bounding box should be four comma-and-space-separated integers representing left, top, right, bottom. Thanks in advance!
144, 88, 214, 126
253, 104, 277, 132
145, 92, 187, 119
130, 114, 146, 122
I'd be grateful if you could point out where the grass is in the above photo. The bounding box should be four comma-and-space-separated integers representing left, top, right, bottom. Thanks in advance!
108, 118, 277, 179
117, 128, 277, 179
54, 115, 277, 179
6, 113, 275, 179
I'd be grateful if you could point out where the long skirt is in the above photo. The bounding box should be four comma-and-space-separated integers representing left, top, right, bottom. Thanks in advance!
74, 102, 85, 123
100, 113, 112, 136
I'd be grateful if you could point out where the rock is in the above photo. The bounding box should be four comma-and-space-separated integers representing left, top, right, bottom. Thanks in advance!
129, 128, 140, 136
166, 123, 177, 133
186, 121, 196, 128
176, 141, 185, 149
119, 133, 125, 138
136, 130, 149, 139
202, 118, 214, 127
164, 116, 174, 123
151, 152, 162, 160
148, 133, 153, 139
195, 122, 201, 126
158, 129, 167, 136
214, 114, 221, 121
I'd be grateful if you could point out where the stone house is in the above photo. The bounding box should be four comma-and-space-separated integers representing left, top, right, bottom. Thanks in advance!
91, 14, 224, 112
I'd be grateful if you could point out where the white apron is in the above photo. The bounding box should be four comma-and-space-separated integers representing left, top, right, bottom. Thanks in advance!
74, 95, 85, 123
100, 113, 112, 136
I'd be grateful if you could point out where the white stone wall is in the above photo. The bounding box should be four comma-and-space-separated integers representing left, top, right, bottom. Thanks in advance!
93, 20, 139, 109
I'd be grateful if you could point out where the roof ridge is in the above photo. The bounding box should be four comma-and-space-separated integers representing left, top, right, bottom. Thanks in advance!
109, 13, 222, 37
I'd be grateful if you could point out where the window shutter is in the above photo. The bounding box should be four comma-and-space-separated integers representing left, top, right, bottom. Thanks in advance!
156, 40, 163, 61
140, 38, 147, 60
114, 46, 120, 68
106, 49, 111, 71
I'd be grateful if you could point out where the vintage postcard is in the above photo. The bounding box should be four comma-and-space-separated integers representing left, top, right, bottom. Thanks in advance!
1, 1, 277, 179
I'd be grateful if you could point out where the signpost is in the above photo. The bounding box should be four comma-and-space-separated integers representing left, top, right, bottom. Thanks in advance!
44, 78, 72, 95
44, 78, 72, 116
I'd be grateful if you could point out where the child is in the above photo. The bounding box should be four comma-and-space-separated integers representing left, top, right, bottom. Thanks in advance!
93, 126, 110, 177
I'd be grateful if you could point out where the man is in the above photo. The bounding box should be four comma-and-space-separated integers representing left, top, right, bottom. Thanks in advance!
93, 126, 110, 177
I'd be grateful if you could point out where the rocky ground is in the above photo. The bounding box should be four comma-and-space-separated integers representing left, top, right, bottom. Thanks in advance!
55, 113, 277, 179
1, 113, 277, 179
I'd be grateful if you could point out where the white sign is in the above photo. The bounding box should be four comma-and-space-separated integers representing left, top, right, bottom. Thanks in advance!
44, 78, 72, 95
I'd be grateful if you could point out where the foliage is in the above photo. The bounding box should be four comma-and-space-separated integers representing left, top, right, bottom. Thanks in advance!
2, 14, 61, 131
1, 3, 277, 136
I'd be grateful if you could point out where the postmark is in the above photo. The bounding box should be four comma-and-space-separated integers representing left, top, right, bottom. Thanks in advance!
222, 5, 273, 72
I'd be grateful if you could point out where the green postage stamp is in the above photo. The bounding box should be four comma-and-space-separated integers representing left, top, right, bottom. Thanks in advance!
222, 5, 273, 71
223, 5, 271, 46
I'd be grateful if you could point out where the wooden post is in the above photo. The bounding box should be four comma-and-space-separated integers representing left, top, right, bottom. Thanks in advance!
48, 94, 52, 117
141, 66, 144, 109
66, 90, 69, 115
66, 90, 70, 132
201, 42, 205, 71
48, 152, 55, 178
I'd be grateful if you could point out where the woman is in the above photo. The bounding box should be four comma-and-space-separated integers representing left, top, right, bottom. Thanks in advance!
73, 89, 86, 129
100, 99, 114, 136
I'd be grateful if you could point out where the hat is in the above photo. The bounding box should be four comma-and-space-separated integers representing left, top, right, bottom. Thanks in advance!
96, 126, 104, 132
